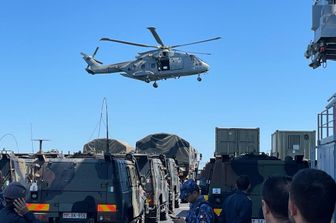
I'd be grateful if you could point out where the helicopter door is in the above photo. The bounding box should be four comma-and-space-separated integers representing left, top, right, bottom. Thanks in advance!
158, 57, 170, 71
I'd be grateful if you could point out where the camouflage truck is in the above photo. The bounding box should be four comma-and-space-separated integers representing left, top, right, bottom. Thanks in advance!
134, 154, 169, 223
155, 154, 181, 211
136, 133, 199, 181
25, 153, 145, 223
201, 153, 309, 220
0, 152, 29, 190
197, 158, 216, 196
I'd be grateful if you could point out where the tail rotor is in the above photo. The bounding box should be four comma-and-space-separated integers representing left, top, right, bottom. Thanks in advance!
84, 47, 103, 69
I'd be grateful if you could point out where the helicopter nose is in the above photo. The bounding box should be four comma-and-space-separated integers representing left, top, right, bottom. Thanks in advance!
202, 62, 209, 71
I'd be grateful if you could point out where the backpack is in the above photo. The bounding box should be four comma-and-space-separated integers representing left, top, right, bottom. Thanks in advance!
195, 201, 219, 223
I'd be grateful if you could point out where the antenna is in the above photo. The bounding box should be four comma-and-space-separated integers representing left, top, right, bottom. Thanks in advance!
32, 139, 50, 154
0, 133, 19, 153
103, 98, 110, 155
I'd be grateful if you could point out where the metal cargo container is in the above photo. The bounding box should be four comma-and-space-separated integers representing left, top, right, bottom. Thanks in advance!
271, 130, 316, 160
215, 128, 260, 156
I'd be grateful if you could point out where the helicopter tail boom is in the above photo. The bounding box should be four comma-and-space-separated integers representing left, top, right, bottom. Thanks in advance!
81, 52, 125, 75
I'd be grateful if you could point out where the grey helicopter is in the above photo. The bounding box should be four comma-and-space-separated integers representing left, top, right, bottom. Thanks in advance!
81, 27, 220, 88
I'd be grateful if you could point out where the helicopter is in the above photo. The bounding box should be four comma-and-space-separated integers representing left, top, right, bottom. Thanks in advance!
81, 27, 220, 88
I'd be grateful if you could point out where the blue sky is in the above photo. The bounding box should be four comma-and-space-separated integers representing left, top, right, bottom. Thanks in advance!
1, 1, 335, 167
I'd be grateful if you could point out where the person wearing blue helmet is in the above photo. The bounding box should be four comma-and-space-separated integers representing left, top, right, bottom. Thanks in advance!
176, 179, 215, 223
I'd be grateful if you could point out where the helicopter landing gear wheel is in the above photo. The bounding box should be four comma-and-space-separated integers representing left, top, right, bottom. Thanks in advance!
197, 76, 202, 82
153, 82, 158, 88
145, 79, 150, 83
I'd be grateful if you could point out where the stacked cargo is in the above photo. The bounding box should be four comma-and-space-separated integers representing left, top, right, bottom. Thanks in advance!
201, 153, 308, 219
136, 133, 199, 181
198, 127, 309, 220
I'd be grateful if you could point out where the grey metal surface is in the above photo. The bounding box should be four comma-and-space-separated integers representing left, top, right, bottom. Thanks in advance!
317, 93, 336, 180
305, 1, 336, 68
215, 128, 260, 156
317, 142, 336, 179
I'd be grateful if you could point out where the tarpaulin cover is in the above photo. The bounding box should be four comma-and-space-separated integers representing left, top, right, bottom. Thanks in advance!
83, 138, 134, 154
136, 133, 195, 165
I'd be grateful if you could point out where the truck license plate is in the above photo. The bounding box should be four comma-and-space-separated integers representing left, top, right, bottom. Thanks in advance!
63, 213, 87, 219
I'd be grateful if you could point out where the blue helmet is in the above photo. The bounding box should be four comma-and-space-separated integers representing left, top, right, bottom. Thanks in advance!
180, 179, 199, 200
3, 182, 26, 199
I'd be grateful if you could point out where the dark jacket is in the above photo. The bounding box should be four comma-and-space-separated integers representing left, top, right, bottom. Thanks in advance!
219, 191, 252, 223
0, 206, 40, 223
0, 192, 4, 210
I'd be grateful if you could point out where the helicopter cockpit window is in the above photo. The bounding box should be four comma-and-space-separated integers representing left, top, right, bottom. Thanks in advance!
190, 55, 201, 66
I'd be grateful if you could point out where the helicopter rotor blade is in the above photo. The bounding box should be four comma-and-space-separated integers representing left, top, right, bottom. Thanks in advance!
100, 38, 157, 48
173, 49, 211, 55
147, 27, 165, 47
171, 37, 221, 48
92, 47, 99, 58
93, 59, 103, 64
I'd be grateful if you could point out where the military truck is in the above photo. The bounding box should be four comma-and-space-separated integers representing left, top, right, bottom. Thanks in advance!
25, 153, 145, 223
136, 133, 199, 181
197, 158, 216, 196
200, 153, 308, 219
154, 154, 180, 211
0, 152, 29, 190
133, 154, 169, 223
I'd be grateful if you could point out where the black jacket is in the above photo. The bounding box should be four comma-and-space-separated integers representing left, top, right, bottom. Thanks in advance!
219, 191, 252, 223
0, 206, 40, 223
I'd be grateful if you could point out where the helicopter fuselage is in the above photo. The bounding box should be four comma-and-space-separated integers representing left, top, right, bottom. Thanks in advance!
81, 27, 219, 87
83, 51, 209, 83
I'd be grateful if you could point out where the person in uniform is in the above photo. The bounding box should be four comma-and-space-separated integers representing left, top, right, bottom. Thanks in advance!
175, 179, 215, 223
218, 175, 252, 223
0, 182, 40, 223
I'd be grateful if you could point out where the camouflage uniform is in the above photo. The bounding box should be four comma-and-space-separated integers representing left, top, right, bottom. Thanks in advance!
186, 195, 215, 223
181, 180, 215, 223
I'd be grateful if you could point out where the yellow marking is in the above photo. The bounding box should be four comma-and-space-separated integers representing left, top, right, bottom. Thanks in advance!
26, 203, 50, 211
213, 208, 222, 216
